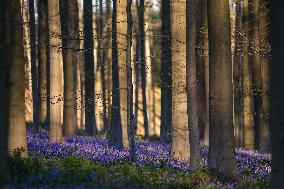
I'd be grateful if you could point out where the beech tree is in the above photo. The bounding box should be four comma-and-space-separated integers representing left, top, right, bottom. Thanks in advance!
48, 0, 64, 143
170, 0, 190, 161
61, 0, 79, 137
207, 0, 238, 178
83, 0, 95, 135
160, 0, 172, 143
38, 0, 49, 126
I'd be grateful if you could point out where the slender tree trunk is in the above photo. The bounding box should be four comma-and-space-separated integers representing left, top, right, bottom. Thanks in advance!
84, 0, 95, 135
29, 0, 40, 130
109, 0, 124, 149
250, 0, 262, 150
61, 0, 79, 137
170, 0, 189, 161
104, 0, 112, 134
186, 0, 200, 170
48, 0, 64, 143
207, 0, 238, 179
144, 3, 154, 136
196, 0, 206, 144
126, 0, 136, 161
0, 0, 11, 185
242, 0, 254, 149
6, 0, 28, 157
259, 0, 270, 151
160, 0, 172, 144
134, 0, 141, 134
139, 0, 149, 140
38, 0, 49, 126
233, 0, 243, 148
270, 0, 284, 187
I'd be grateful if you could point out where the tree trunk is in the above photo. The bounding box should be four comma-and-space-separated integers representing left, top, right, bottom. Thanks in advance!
270, 0, 284, 187
207, 0, 238, 179
250, 0, 262, 150
61, 0, 79, 137
109, 0, 124, 149
48, 0, 64, 143
38, 0, 49, 126
233, 0, 243, 148
259, 0, 270, 151
6, 0, 28, 157
196, 0, 206, 145
170, 0, 189, 161
186, 0, 200, 170
242, 0, 254, 149
29, 0, 40, 130
160, 0, 172, 143
0, 0, 11, 185
84, 0, 95, 135
126, 0, 136, 161
144, 3, 154, 136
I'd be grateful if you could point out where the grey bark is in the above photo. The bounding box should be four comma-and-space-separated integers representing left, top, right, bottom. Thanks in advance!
207, 0, 238, 179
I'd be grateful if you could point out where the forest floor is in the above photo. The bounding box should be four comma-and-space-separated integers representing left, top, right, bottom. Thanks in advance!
8, 129, 270, 189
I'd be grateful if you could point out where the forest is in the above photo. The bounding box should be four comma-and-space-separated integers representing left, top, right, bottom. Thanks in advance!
0, 0, 284, 188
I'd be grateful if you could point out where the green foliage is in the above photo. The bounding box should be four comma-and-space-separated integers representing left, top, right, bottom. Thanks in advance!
9, 154, 270, 189
9, 148, 44, 177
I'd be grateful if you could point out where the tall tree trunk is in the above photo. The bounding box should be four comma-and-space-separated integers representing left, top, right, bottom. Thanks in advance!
29, 0, 40, 130
207, 0, 238, 178
160, 0, 172, 143
233, 0, 243, 148
97, 0, 108, 133
38, 0, 49, 126
84, 0, 95, 135
196, 0, 206, 144
170, 0, 189, 161
126, 0, 136, 161
104, 0, 112, 134
144, 3, 154, 136
186, 0, 200, 170
270, 0, 284, 186
78, 0, 85, 130
22, 0, 33, 123
259, 0, 270, 151
61, 0, 79, 137
250, 0, 262, 150
242, 0, 254, 149
7, 0, 28, 157
48, 0, 64, 143
109, 0, 124, 149
139, 0, 149, 140
0, 0, 11, 185
134, 0, 141, 134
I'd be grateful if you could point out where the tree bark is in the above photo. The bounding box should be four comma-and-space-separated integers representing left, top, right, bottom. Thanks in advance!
139, 0, 149, 140
48, 0, 64, 143
259, 0, 270, 151
161, 0, 170, 143
186, 0, 200, 170
29, 0, 40, 130
242, 0, 255, 149
83, 0, 95, 135
109, 0, 124, 149
207, 0, 238, 179
61, 0, 79, 137
38, 0, 49, 126
233, 0, 243, 148
6, 0, 28, 157
270, 0, 284, 187
170, 0, 190, 161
